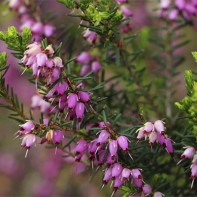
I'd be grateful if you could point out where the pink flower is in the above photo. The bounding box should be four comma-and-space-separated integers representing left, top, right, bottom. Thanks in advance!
44, 24, 54, 37
175, 0, 186, 10
168, 9, 178, 21
160, 0, 171, 9
97, 130, 110, 145
154, 120, 165, 134
19, 121, 35, 132
109, 140, 118, 160
75, 102, 85, 120
142, 184, 152, 195
53, 130, 63, 145
67, 93, 78, 109
76, 52, 91, 64
131, 169, 142, 180
165, 138, 173, 155
112, 163, 123, 178
91, 61, 101, 73
121, 168, 131, 181
117, 135, 129, 151
103, 167, 112, 184
181, 146, 195, 159
120, 5, 133, 17
21, 134, 36, 148
31, 22, 44, 34
80, 65, 91, 76
78, 91, 90, 103
154, 192, 164, 197
144, 122, 154, 133
76, 140, 88, 155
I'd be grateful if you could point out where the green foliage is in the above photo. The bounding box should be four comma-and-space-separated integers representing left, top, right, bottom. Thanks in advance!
56, 0, 75, 9
192, 51, 197, 63
175, 58, 197, 140
21, 27, 32, 50
185, 70, 194, 96
0, 26, 32, 53
0, 52, 8, 69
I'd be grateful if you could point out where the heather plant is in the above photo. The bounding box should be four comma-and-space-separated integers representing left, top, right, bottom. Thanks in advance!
1, 0, 197, 196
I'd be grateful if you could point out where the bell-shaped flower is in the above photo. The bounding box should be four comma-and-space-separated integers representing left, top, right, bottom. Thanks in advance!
117, 136, 129, 151
112, 163, 123, 178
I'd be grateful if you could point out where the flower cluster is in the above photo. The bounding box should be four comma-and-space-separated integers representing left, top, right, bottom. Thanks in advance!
17, 121, 36, 152
76, 52, 101, 76
21, 42, 63, 84
159, 0, 197, 21
177, 146, 197, 188
44, 82, 91, 122
136, 120, 174, 156
103, 167, 152, 196
9, 0, 54, 41
73, 121, 155, 196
